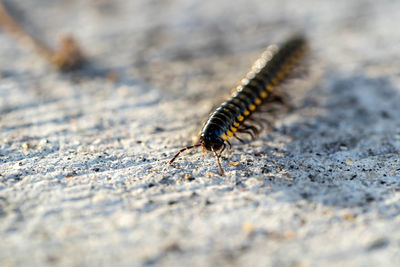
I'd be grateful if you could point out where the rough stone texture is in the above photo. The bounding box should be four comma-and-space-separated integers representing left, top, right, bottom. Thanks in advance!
1, 0, 400, 266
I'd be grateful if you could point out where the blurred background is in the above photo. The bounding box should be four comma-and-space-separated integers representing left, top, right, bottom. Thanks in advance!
1, 0, 400, 266
1, 0, 399, 104
1, 0, 399, 89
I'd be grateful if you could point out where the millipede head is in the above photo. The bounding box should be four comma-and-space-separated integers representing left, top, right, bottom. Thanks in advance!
199, 129, 225, 151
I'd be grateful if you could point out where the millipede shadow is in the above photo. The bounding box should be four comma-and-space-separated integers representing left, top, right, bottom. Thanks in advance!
259, 71, 400, 209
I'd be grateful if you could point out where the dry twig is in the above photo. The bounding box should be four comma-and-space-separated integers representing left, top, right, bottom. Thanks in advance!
0, 0, 85, 70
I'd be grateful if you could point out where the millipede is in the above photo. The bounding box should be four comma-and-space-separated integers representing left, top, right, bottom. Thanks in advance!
169, 35, 308, 175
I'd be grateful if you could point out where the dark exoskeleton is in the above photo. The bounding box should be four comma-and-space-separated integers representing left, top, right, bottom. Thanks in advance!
169, 35, 308, 175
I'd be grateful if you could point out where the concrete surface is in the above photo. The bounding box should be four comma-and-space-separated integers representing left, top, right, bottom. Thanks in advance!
1, 0, 400, 266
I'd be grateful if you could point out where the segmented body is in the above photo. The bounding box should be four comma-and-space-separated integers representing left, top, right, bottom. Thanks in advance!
170, 35, 307, 175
